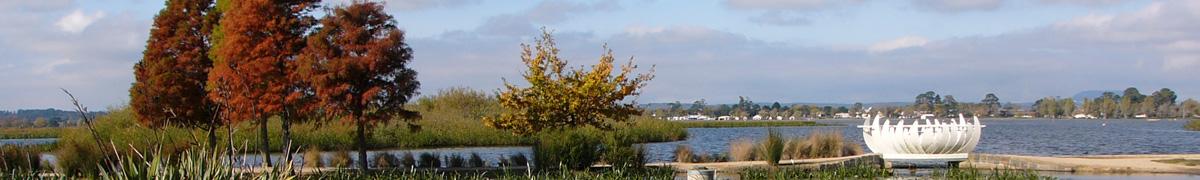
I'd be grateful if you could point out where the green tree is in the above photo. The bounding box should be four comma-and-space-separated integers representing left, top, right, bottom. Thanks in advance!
981, 93, 1001, 116
484, 29, 654, 135
1059, 98, 1076, 117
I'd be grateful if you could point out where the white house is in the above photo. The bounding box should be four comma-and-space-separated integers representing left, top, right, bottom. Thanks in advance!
834, 113, 852, 118
717, 116, 731, 120
752, 115, 764, 120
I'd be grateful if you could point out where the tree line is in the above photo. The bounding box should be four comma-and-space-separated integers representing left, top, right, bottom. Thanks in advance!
652, 88, 1199, 120
128, 0, 414, 170
1034, 87, 1197, 119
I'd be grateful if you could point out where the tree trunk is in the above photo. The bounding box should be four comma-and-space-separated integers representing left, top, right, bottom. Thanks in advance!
281, 112, 293, 166
207, 125, 218, 150
355, 114, 369, 171
259, 118, 273, 167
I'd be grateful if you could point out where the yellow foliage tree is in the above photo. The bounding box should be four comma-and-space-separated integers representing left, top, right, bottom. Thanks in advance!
485, 30, 654, 135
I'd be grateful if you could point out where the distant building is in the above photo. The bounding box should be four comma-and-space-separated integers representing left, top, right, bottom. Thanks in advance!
752, 115, 763, 120
717, 116, 731, 120
834, 113, 852, 118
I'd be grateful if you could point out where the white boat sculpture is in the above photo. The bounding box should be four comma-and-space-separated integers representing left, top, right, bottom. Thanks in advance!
857, 112, 984, 162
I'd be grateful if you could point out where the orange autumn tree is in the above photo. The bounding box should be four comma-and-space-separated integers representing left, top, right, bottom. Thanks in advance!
299, 1, 419, 171
209, 0, 318, 167
130, 0, 222, 148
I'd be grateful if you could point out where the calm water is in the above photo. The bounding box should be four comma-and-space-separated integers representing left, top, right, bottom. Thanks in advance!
643, 119, 1200, 162
24, 119, 1200, 174
0, 138, 56, 146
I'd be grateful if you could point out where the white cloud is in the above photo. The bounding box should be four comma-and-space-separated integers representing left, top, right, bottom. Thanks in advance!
55, 9, 105, 34
868, 36, 929, 53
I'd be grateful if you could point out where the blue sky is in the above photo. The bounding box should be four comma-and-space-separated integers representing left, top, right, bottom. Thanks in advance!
2, 0, 1198, 110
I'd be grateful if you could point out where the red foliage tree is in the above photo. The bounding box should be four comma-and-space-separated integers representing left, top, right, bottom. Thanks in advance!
208, 0, 318, 167
299, 1, 419, 170
130, 0, 222, 147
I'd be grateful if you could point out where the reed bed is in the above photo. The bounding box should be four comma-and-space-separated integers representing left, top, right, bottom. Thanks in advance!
674, 120, 821, 128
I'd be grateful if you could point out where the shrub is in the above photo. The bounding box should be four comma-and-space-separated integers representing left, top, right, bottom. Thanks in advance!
758, 129, 784, 166
673, 144, 694, 163
400, 152, 416, 168
604, 144, 647, 169
303, 146, 323, 168
468, 153, 485, 168
447, 154, 466, 168
56, 138, 103, 176
1186, 119, 1200, 131
533, 130, 601, 170
330, 150, 353, 168
374, 152, 399, 168
729, 138, 756, 161
417, 152, 440, 168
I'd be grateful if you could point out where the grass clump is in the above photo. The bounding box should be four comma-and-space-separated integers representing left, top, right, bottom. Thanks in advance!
417, 152, 440, 168
757, 129, 784, 166
468, 153, 485, 168
673, 144, 694, 163
302, 146, 323, 168
500, 153, 528, 167
374, 152, 399, 168
729, 138, 757, 161
447, 154, 466, 168
400, 152, 416, 168
784, 130, 862, 159
329, 150, 353, 168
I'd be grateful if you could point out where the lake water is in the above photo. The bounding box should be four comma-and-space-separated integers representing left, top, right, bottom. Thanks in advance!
18, 119, 1200, 178
0, 138, 57, 146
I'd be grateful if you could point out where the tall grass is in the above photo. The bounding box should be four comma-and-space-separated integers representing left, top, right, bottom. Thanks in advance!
0, 127, 63, 139
0, 145, 44, 173
729, 138, 756, 161
673, 144, 694, 163
784, 130, 862, 159
533, 130, 602, 170
758, 129, 784, 166
674, 121, 820, 128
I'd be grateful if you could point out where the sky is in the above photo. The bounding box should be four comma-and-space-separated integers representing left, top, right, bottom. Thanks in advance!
1, 0, 1199, 110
